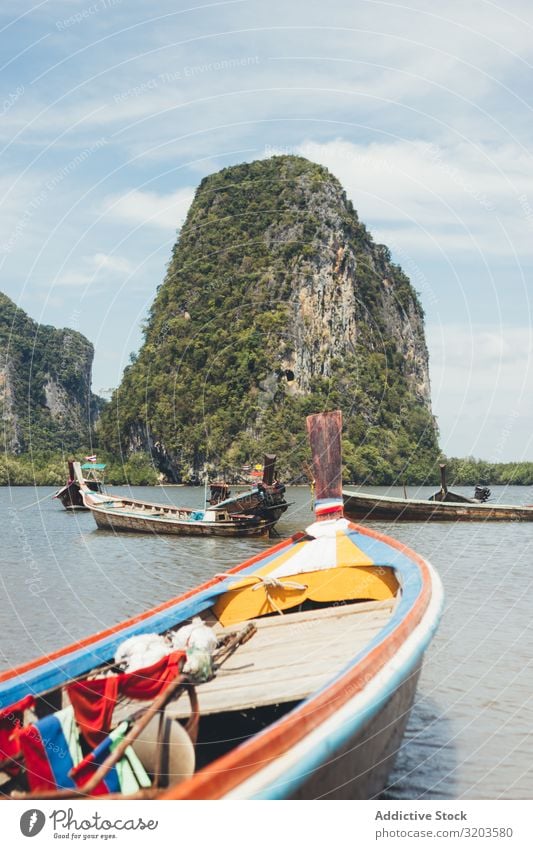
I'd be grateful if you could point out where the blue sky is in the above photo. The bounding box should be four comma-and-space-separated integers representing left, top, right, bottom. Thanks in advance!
1, 0, 532, 461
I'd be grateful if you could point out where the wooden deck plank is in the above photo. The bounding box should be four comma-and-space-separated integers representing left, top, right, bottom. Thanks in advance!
171, 600, 394, 717
205, 616, 393, 679
110, 600, 396, 724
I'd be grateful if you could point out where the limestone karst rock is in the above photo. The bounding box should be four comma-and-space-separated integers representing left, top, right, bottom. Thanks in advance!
0, 292, 102, 453
100, 156, 438, 483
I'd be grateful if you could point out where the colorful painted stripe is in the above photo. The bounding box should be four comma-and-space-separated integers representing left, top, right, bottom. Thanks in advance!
71, 721, 150, 795
250, 578, 442, 800
0, 533, 306, 708
20, 707, 82, 792
314, 497, 344, 517
162, 522, 441, 800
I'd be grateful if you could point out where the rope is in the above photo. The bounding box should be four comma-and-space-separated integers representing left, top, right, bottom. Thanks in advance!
250, 575, 307, 615
250, 575, 308, 591
214, 572, 307, 616
19, 491, 57, 510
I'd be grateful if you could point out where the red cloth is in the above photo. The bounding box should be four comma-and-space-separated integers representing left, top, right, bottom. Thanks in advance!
0, 695, 35, 776
70, 731, 122, 796
67, 650, 185, 748
17, 724, 56, 791
66, 676, 119, 751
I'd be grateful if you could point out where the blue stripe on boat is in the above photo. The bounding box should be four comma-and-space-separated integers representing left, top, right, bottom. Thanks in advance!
251, 622, 440, 800
245, 544, 440, 799
0, 538, 304, 707
34, 712, 77, 790
85, 735, 121, 794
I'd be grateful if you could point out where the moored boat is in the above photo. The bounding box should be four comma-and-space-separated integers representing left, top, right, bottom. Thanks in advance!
54, 460, 105, 510
344, 465, 533, 522
208, 454, 289, 521
74, 463, 274, 537
0, 412, 443, 800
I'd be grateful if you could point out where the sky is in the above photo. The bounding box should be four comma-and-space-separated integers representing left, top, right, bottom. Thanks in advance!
1, 0, 532, 462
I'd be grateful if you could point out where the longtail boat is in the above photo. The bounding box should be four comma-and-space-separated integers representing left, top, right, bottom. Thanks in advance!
0, 412, 443, 800
73, 464, 274, 537
344, 465, 533, 522
208, 454, 289, 521
54, 460, 105, 511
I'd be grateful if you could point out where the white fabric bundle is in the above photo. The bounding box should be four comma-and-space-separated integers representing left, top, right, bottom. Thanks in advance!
114, 633, 170, 672
171, 617, 218, 653
171, 617, 218, 682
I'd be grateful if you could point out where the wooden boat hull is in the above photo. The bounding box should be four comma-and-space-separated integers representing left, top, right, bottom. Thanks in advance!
91, 504, 272, 536
74, 460, 277, 536
0, 522, 442, 800
215, 489, 288, 522
208, 454, 288, 521
182, 550, 441, 801
54, 480, 101, 511
343, 489, 533, 522
289, 664, 420, 799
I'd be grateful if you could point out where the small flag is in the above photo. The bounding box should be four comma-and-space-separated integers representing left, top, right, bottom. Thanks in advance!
85, 455, 97, 463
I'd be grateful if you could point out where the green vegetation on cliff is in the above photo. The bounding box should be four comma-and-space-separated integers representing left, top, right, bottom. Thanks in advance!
444, 457, 533, 487
0, 292, 104, 454
99, 155, 440, 484
0, 450, 158, 487
2, 450, 533, 488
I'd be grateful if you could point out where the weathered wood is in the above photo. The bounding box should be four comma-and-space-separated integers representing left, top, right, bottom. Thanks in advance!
439, 463, 447, 495
3, 410, 441, 803
90, 507, 272, 537
262, 454, 276, 486
343, 488, 533, 521
214, 596, 395, 632
306, 411, 343, 518
288, 664, 422, 800
167, 600, 394, 718
55, 460, 105, 511
429, 464, 473, 504
72, 464, 274, 537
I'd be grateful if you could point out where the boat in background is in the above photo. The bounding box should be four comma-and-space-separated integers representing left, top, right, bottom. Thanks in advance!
343, 464, 533, 522
0, 411, 442, 800
54, 459, 105, 510
428, 464, 490, 504
208, 453, 289, 522
73, 463, 276, 537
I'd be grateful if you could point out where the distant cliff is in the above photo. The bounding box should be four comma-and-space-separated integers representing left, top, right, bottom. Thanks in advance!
0, 292, 103, 453
99, 156, 439, 483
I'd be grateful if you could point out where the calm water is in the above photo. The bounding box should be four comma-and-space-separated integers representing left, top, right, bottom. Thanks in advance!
1, 483, 533, 799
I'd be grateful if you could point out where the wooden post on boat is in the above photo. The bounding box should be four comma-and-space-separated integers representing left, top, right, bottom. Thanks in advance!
68, 459, 75, 482
306, 411, 344, 521
439, 464, 448, 497
430, 462, 472, 504
73, 461, 85, 486
262, 454, 276, 486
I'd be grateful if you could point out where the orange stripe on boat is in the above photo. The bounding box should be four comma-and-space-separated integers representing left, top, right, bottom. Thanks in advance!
0, 533, 305, 686
161, 524, 432, 800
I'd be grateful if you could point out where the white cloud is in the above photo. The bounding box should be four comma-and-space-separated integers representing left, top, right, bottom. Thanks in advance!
281, 138, 533, 258
55, 252, 136, 287
90, 252, 135, 274
427, 324, 533, 460
103, 187, 195, 230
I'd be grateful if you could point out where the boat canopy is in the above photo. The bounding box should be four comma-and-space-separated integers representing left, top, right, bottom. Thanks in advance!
81, 463, 106, 470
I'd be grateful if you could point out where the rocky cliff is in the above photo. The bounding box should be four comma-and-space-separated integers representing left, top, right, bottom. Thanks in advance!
99, 156, 439, 483
0, 292, 102, 453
